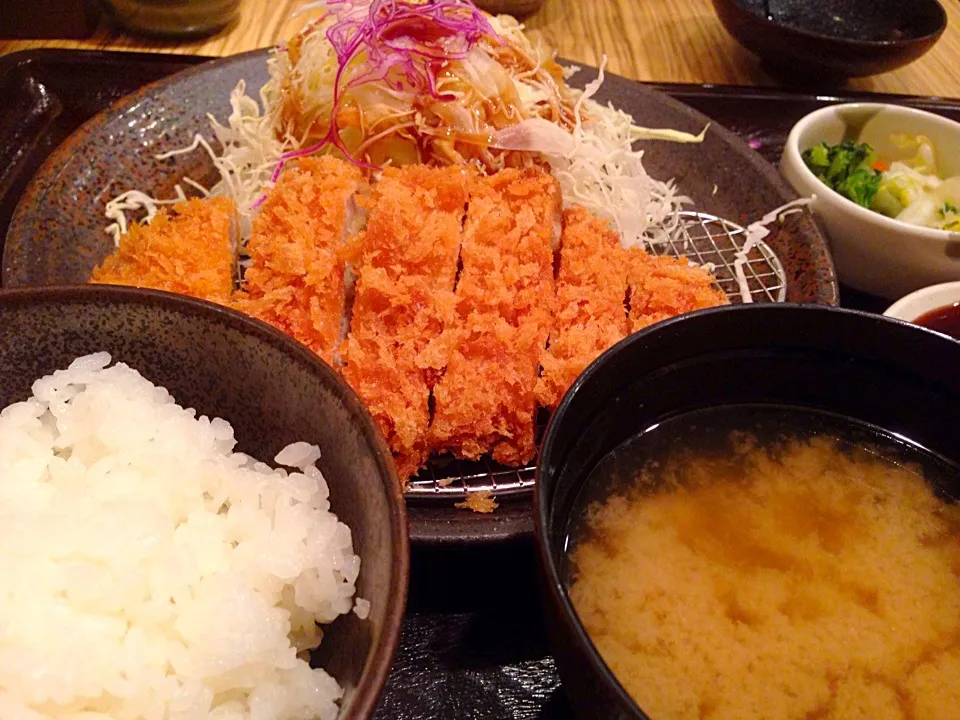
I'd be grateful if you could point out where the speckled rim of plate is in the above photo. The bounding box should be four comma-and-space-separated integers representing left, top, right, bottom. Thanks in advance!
3, 49, 839, 543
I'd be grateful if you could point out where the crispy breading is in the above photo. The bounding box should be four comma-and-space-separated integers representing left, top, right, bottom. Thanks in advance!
91, 162, 732, 482
455, 489, 498, 514
91, 196, 236, 301
341, 165, 469, 480
340, 323, 430, 480
430, 168, 560, 466
229, 156, 365, 365
343, 164, 467, 382
536, 206, 630, 409
627, 249, 729, 332
430, 312, 546, 464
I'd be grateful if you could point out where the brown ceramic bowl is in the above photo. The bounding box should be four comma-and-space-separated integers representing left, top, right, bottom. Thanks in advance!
0, 284, 409, 720
474, 0, 543, 17
101, 0, 240, 38
713, 0, 947, 79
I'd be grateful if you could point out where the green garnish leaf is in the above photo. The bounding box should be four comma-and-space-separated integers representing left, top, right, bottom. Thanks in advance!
801, 140, 881, 208
939, 201, 958, 218
836, 169, 882, 208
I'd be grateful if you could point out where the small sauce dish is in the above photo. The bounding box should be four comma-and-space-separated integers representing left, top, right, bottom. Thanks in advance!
884, 280, 960, 340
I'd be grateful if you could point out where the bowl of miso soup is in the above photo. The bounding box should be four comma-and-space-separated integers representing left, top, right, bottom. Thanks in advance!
534, 304, 960, 720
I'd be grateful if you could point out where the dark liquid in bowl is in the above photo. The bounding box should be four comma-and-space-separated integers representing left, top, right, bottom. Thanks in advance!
914, 302, 960, 340
736, 0, 922, 42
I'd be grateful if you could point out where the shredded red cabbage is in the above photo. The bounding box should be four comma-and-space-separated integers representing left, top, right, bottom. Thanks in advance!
326, 0, 498, 100
269, 0, 499, 184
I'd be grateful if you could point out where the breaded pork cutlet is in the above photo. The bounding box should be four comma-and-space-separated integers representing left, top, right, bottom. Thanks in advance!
627, 250, 728, 332
341, 165, 469, 481
536, 206, 630, 409
429, 168, 561, 466
230, 156, 366, 365
91, 196, 236, 302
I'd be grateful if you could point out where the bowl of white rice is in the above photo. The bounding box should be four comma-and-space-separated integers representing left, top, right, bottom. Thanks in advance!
0, 284, 409, 720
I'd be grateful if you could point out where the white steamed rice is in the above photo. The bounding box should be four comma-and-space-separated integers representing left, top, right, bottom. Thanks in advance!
0, 352, 364, 720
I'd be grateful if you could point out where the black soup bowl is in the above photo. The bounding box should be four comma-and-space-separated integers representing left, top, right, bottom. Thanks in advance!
712, 0, 947, 79
0, 285, 409, 720
534, 303, 960, 718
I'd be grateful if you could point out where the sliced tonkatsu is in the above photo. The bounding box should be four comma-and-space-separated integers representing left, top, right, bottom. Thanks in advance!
429, 168, 561, 466
535, 206, 631, 410
340, 164, 470, 480
91, 196, 237, 302
626, 250, 728, 332
89, 159, 730, 486
230, 156, 366, 365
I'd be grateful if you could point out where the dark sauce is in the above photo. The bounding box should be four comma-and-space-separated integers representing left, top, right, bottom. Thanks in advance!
561, 404, 960, 585
739, 0, 920, 42
914, 302, 960, 341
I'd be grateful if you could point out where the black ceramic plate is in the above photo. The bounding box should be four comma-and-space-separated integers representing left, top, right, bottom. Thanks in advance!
3, 49, 837, 543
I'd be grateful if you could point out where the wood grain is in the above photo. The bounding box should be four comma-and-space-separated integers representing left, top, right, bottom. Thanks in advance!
1, 0, 959, 97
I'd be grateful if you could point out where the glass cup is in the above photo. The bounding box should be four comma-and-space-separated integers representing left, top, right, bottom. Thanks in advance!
103, 0, 241, 38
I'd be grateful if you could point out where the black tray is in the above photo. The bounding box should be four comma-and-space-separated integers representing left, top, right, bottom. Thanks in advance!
3, 48, 960, 718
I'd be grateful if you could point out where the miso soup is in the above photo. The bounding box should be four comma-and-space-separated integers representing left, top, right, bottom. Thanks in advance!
565, 405, 960, 720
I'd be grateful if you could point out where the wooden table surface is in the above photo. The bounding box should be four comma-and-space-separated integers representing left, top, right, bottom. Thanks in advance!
2, 0, 959, 98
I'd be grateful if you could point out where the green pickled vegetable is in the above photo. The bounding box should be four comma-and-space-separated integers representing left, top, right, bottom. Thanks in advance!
801, 140, 881, 208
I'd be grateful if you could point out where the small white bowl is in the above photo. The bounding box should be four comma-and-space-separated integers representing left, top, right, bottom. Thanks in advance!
883, 280, 960, 323
780, 103, 960, 299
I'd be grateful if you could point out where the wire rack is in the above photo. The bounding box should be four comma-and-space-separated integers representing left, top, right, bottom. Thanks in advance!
405, 211, 787, 500
654, 211, 787, 303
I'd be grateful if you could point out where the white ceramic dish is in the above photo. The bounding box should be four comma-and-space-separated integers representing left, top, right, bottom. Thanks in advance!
883, 280, 960, 323
781, 103, 960, 299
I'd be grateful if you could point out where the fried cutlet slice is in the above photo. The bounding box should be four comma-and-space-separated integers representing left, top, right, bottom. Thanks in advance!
430, 311, 546, 464
627, 249, 728, 332
341, 165, 469, 481
535, 206, 630, 409
429, 168, 561, 466
342, 164, 468, 386
91, 196, 236, 302
229, 156, 365, 365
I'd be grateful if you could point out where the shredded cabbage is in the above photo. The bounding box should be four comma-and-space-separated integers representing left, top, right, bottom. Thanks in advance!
105, 80, 288, 243
490, 60, 696, 247
103, 1, 704, 251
